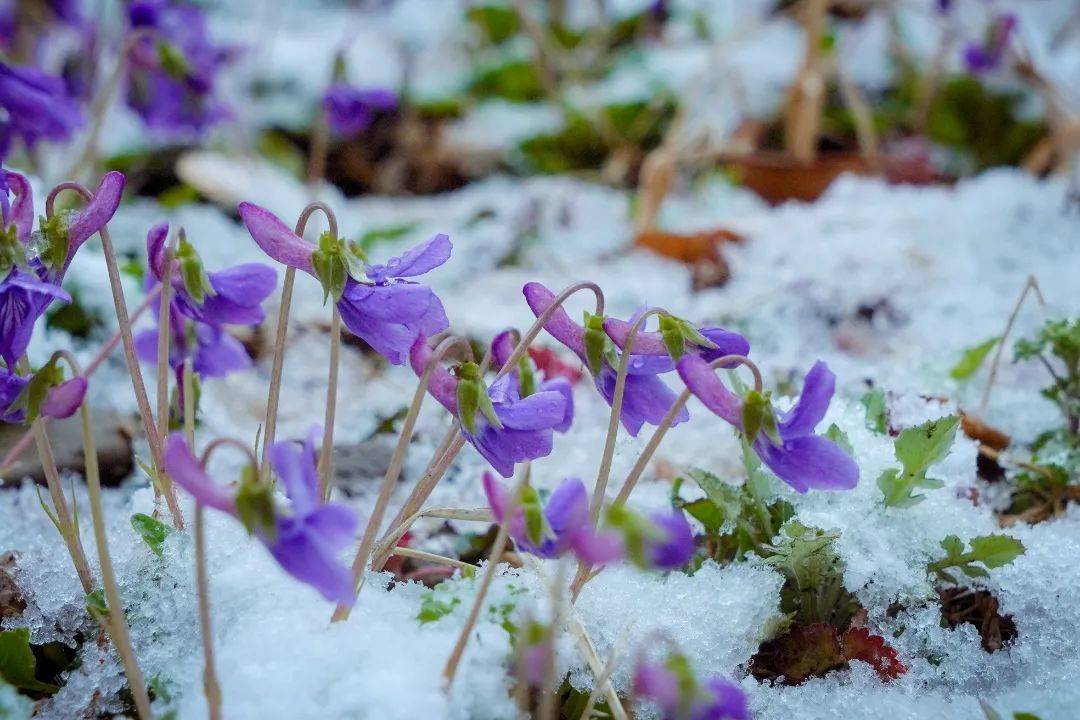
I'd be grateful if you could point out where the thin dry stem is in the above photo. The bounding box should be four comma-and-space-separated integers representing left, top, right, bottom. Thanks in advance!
391, 547, 478, 572
318, 306, 342, 501
979, 275, 1046, 415
195, 505, 222, 720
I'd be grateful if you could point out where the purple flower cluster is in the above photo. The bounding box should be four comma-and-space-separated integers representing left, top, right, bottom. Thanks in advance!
240, 201, 450, 366
125, 0, 233, 138
0, 169, 121, 423
634, 653, 749, 720
164, 429, 358, 603
134, 223, 276, 383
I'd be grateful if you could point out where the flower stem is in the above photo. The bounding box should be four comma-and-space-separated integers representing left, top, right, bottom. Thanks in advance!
331, 336, 474, 623
318, 306, 342, 502
442, 469, 530, 689
613, 354, 761, 509
153, 241, 177, 515
194, 505, 222, 720
0, 288, 160, 477
258, 202, 338, 484
183, 359, 195, 445
74, 360, 153, 720
30, 418, 95, 594
46, 183, 183, 529
590, 307, 666, 524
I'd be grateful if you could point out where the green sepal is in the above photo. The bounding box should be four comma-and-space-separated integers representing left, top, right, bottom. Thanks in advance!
311, 230, 364, 304
520, 485, 545, 545
660, 316, 685, 361
235, 473, 276, 539
664, 651, 698, 716
85, 588, 108, 623
583, 312, 609, 375
156, 39, 191, 79
131, 512, 174, 556
0, 223, 29, 276
517, 355, 537, 397
454, 362, 500, 433
176, 232, 215, 306
10, 356, 66, 424
37, 212, 71, 271
742, 390, 778, 445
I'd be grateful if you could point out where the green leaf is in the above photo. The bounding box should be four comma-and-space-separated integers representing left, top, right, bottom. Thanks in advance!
860, 389, 888, 434
939, 535, 964, 559
824, 424, 853, 455
468, 59, 544, 103
356, 223, 418, 252
877, 468, 923, 508
950, 337, 998, 380
968, 534, 1025, 568
85, 588, 108, 624
681, 498, 724, 534
131, 513, 174, 556
466, 5, 521, 44
417, 591, 459, 624
0, 628, 59, 693
895, 416, 959, 478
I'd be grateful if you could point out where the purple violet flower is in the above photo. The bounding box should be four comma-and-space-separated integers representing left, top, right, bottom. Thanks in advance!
322, 83, 397, 136
645, 510, 695, 569
963, 13, 1016, 74
125, 0, 233, 138
483, 473, 622, 563
134, 222, 276, 380
410, 334, 570, 478
523, 281, 690, 437
602, 314, 749, 366
164, 430, 358, 603
633, 656, 749, 720
0, 61, 82, 152
490, 328, 574, 432
676, 355, 858, 493
0, 271, 70, 368
239, 202, 450, 366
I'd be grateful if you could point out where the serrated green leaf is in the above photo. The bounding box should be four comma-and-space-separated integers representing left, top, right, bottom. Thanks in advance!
0, 628, 59, 693
968, 534, 1025, 568
895, 416, 959, 477
877, 468, 922, 508
950, 337, 998, 380
939, 535, 964, 559
131, 512, 174, 556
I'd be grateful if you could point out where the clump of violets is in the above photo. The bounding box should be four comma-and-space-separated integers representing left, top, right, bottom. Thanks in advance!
125, 0, 233, 138
523, 282, 749, 437
0, 61, 83, 156
483, 473, 621, 563
963, 12, 1016, 74
634, 650, 749, 720
134, 222, 276, 382
677, 356, 858, 493
239, 202, 450, 365
411, 334, 571, 477
164, 429, 358, 603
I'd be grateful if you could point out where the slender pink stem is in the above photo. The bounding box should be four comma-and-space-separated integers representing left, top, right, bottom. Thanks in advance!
259, 202, 338, 484
318, 306, 342, 501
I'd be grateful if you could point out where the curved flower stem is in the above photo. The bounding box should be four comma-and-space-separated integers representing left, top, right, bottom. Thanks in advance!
47, 183, 184, 529
442, 466, 531, 690
369, 282, 605, 571
62, 350, 154, 720
194, 505, 222, 720
153, 242, 177, 514
613, 354, 761, 509
0, 288, 159, 477
318, 306, 342, 501
66, 28, 156, 182
331, 335, 475, 623
590, 307, 667, 524
258, 202, 338, 484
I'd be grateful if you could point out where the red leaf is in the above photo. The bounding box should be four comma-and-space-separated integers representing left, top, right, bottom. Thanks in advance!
528, 347, 583, 384
841, 627, 907, 681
